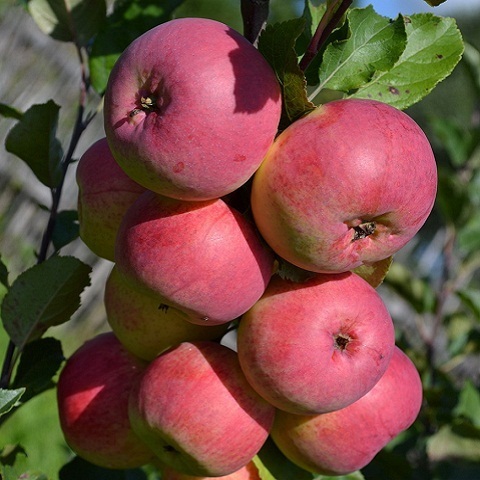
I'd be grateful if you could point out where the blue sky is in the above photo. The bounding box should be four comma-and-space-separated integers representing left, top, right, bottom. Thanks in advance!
356, 0, 480, 18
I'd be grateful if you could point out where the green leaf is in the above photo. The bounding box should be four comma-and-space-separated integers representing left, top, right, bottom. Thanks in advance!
353, 256, 393, 289
383, 261, 436, 313
52, 210, 79, 252
0, 444, 27, 468
59, 456, 148, 480
315, 6, 407, 94
0, 103, 23, 120
12, 337, 65, 402
5, 100, 63, 188
424, 0, 447, 5
89, 0, 184, 94
0, 388, 26, 416
351, 13, 464, 110
27, 0, 107, 47
255, 437, 314, 480
429, 116, 479, 168
427, 423, 480, 463
456, 288, 480, 322
258, 18, 315, 130
454, 381, 480, 428
462, 42, 480, 99
1, 256, 92, 349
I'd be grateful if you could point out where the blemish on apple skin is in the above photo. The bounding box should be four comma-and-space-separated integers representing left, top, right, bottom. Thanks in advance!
173, 162, 185, 173
234, 154, 247, 162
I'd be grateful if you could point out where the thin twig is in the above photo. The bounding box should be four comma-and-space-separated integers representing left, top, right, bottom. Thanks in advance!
299, 0, 353, 72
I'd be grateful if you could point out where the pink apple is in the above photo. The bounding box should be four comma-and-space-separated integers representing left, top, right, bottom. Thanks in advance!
237, 272, 395, 415
104, 265, 230, 360
128, 341, 276, 477
114, 191, 275, 325
76, 137, 146, 261
251, 98, 437, 273
103, 17, 281, 201
161, 460, 261, 480
270, 346, 423, 475
56, 332, 155, 469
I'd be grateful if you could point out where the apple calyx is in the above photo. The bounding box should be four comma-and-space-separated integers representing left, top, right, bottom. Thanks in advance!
352, 221, 376, 241
334, 332, 353, 351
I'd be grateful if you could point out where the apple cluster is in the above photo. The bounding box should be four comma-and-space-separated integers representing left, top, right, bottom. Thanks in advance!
58, 17, 436, 479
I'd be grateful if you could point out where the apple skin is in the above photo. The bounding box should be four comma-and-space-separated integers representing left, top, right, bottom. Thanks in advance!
270, 346, 423, 476
76, 137, 146, 261
237, 272, 395, 415
104, 265, 230, 361
161, 460, 261, 480
251, 98, 437, 273
103, 17, 281, 201
114, 191, 275, 325
56, 332, 155, 469
128, 341, 276, 477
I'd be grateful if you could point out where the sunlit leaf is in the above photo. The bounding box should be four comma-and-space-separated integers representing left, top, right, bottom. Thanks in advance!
351, 13, 464, 110
0, 388, 26, 417
27, 0, 106, 46
353, 256, 393, 288
315, 6, 406, 94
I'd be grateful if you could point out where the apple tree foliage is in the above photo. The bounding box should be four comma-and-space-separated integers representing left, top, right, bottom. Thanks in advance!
0, 0, 479, 478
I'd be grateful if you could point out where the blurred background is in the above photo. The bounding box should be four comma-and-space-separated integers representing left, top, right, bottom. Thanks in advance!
1, 0, 480, 478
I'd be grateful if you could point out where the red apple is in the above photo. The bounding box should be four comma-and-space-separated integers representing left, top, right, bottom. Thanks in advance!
161, 460, 261, 479
56, 332, 154, 469
103, 17, 281, 201
251, 98, 437, 273
237, 272, 395, 415
115, 191, 275, 325
128, 341, 276, 477
76, 137, 146, 261
104, 265, 230, 360
270, 346, 423, 475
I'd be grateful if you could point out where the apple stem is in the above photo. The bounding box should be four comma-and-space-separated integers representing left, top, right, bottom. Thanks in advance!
241, 0, 270, 46
352, 222, 377, 241
299, 0, 353, 72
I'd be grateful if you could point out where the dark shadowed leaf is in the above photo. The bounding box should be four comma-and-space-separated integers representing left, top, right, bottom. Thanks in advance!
5, 100, 63, 188
0, 103, 23, 120
1, 256, 91, 349
0, 444, 27, 467
52, 210, 79, 252
27, 0, 107, 46
0, 388, 26, 417
12, 337, 64, 402
59, 456, 148, 480
0, 256, 9, 289
89, 0, 184, 94
258, 18, 315, 130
